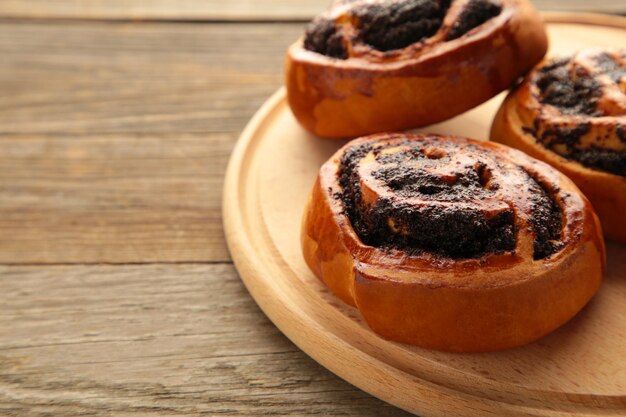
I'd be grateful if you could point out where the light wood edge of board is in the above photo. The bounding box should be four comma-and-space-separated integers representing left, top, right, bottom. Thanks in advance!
223, 14, 626, 417
540, 11, 626, 28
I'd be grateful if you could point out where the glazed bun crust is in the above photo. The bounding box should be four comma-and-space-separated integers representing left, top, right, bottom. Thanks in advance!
301, 133, 605, 352
286, 0, 547, 138
491, 48, 626, 242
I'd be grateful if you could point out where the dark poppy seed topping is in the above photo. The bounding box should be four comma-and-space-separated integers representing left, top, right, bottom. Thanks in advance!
337, 135, 563, 260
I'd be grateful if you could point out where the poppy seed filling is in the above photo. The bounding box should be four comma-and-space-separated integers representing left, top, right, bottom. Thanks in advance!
303, 17, 347, 59
531, 52, 626, 177
337, 139, 562, 260
355, 0, 450, 51
303, 0, 502, 57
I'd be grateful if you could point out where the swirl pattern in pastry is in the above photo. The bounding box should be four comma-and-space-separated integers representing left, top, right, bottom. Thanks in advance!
302, 133, 605, 352
286, 0, 548, 137
304, 0, 503, 59
491, 48, 626, 241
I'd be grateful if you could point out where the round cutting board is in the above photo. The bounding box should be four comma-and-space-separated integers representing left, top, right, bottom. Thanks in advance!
223, 14, 626, 417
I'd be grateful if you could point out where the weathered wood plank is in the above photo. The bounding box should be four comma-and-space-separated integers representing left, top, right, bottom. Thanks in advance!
0, 263, 412, 416
0, 22, 304, 264
0, 133, 232, 264
0, 21, 302, 134
0, 0, 623, 21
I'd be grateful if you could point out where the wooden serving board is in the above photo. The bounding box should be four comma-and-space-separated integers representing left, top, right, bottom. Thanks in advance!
223, 14, 626, 417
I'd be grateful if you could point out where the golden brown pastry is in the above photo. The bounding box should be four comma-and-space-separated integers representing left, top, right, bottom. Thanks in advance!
491, 48, 626, 242
301, 133, 605, 352
285, 0, 547, 138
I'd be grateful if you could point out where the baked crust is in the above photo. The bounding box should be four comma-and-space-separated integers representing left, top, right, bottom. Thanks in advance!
286, 0, 547, 138
301, 133, 605, 352
491, 48, 626, 242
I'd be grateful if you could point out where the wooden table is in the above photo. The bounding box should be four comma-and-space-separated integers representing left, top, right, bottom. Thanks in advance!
0, 1, 623, 415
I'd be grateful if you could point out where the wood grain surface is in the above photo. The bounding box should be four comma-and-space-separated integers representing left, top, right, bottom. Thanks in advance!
0, 21, 300, 263
0, 264, 409, 416
0, 22, 300, 134
0, 0, 623, 20
0, 3, 623, 417
0, 133, 233, 264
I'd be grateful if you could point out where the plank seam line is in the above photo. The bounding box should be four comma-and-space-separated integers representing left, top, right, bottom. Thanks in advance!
0, 130, 252, 136
0, 260, 233, 267
0, 16, 311, 25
